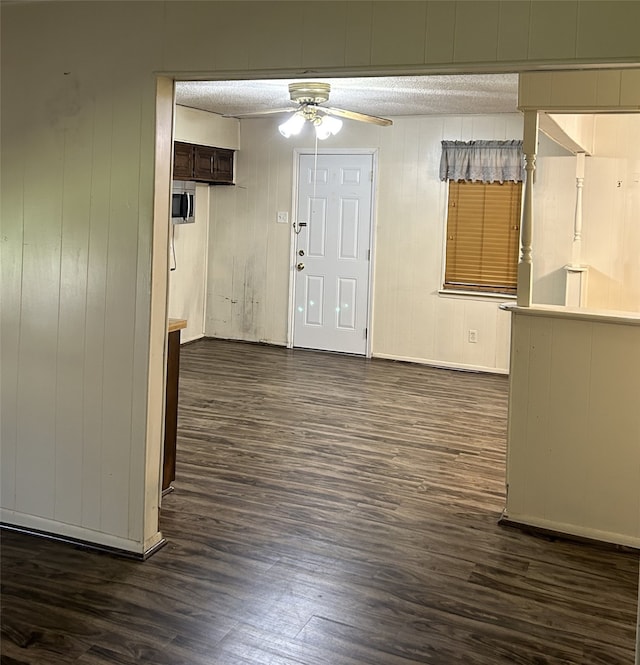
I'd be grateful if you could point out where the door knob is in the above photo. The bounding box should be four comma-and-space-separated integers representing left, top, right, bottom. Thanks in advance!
296, 262, 305, 271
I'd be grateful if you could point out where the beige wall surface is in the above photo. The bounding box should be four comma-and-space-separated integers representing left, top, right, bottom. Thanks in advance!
168, 184, 210, 344
505, 308, 640, 548
175, 106, 240, 151
531, 115, 640, 312
207, 114, 521, 372
584, 115, 640, 312
2, 1, 640, 552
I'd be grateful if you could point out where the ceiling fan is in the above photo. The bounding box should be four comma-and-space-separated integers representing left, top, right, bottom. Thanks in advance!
225, 82, 393, 139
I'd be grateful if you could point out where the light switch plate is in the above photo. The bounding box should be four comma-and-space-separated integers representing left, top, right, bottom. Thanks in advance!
277, 212, 289, 224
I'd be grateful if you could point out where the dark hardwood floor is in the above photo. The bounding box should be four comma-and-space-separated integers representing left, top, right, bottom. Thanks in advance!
2, 338, 638, 664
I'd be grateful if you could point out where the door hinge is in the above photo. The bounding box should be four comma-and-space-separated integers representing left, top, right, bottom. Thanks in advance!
367, 249, 370, 261
370, 170, 373, 182
364, 327, 368, 339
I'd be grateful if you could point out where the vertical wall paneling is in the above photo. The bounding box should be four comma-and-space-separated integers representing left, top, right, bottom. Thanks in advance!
454, 1, 500, 64
301, 2, 348, 69
171, 106, 239, 343
496, 1, 530, 64
528, 1, 578, 62
246, 2, 305, 71
0, 1, 166, 552
505, 308, 640, 547
53, 76, 94, 526
174, 106, 239, 151
545, 319, 593, 523
0, 29, 26, 512
345, 1, 374, 68
15, 76, 64, 518
371, 1, 427, 66
576, 0, 640, 61
168, 185, 210, 343
531, 113, 640, 313
80, 81, 113, 533
206, 114, 522, 373
3, 0, 640, 556
424, 1, 456, 64
620, 70, 640, 107
98, 72, 141, 539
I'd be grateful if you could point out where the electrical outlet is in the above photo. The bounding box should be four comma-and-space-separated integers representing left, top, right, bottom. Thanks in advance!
277, 211, 289, 224
468, 329, 478, 343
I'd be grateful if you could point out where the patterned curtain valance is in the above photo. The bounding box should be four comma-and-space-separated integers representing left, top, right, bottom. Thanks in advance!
439, 140, 524, 183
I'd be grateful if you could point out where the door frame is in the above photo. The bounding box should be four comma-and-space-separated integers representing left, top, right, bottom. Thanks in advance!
286, 148, 379, 358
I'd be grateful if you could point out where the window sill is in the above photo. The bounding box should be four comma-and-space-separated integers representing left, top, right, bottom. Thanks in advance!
438, 289, 517, 302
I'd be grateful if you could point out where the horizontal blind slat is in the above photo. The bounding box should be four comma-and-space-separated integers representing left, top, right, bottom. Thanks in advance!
445, 180, 521, 292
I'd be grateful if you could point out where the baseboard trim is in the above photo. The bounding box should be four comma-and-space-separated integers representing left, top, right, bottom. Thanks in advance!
197, 338, 510, 375
498, 513, 640, 553
0, 522, 167, 561
372, 352, 509, 375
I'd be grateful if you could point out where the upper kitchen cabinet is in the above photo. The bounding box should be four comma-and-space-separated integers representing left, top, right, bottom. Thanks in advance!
173, 141, 235, 185
173, 141, 195, 180
193, 145, 234, 184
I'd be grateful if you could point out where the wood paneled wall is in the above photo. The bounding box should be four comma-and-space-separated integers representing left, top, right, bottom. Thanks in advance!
584, 115, 640, 312
505, 307, 640, 548
529, 115, 640, 313
168, 184, 210, 344
206, 114, 521, 373
169, 108, 240, 343
2, 0, 640, 553
0, 2, 167, 553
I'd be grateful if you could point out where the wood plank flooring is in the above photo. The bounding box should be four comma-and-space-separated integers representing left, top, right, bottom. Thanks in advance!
2, 338, 638, 664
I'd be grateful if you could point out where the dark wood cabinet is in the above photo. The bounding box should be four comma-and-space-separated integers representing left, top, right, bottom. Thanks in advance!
194, 145, 234, 183
173, 141, 194, 180
173, 141, 234, 184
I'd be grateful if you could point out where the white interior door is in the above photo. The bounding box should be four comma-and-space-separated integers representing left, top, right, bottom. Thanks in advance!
293, 153, 373, 355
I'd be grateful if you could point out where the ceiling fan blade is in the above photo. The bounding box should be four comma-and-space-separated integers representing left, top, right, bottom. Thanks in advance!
223, 106, 296, 119
320, 106, 393, 127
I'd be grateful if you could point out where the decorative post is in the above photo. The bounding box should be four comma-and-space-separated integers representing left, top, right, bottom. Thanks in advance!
517, 111, 538, 307
571, 152, 586, 265
564, 151, 588, 307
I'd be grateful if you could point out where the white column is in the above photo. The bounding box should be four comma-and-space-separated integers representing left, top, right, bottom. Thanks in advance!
571, 152, 586, 266
564, 152, 588, 307
517, 111, 538, 307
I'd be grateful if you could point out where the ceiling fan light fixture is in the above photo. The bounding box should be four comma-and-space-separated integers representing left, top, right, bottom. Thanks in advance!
278, 112, 305, 138
314, 115, 343, 140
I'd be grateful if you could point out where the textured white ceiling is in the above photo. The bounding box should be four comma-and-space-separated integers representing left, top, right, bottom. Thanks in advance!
176, 74, 519, 119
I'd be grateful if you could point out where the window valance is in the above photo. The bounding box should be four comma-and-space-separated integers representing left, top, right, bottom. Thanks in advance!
439, 140, 524, 183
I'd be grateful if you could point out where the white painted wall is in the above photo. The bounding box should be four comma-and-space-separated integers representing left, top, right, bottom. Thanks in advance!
205, 114, 522, 373
175, 106, 240, 150
545, 113, 595, 154
169, 106, 239, 343
531, 114, 640, 312
167, 184, 210, 343
583, 115, 640, 312
505, 306, 640, 548
0, 2, 168, 554
531, 136, 578, 306
3, 0, 640, 555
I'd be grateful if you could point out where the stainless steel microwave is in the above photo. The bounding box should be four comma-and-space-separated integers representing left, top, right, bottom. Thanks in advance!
171, 181, 195, 224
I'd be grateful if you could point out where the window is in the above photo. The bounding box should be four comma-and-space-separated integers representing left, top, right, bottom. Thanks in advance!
439, 139, 524, 296
443, 180, 522, 295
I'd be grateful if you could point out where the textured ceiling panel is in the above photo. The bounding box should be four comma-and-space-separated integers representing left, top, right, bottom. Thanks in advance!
176, 74, 519, 118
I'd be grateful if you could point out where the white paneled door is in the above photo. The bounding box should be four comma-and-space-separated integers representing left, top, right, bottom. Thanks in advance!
293, 153, 373, 355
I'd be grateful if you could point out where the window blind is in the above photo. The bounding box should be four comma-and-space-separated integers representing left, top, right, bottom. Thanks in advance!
444, 181, 522, 295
